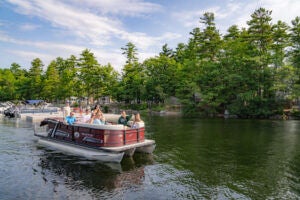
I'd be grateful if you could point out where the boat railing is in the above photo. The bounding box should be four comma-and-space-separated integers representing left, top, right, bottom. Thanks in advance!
40, 118, 145, 147
74, 123, 127, 130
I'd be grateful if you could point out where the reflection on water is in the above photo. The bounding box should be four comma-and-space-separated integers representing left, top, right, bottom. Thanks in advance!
35, 148, 153, 199
0, 116, 300, 199
145, 116, 300, 199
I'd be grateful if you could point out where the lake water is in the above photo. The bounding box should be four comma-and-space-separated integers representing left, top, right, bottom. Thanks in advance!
0, 116, 299, 199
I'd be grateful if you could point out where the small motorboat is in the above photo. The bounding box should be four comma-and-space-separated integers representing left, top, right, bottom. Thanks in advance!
34, 118, 155, 163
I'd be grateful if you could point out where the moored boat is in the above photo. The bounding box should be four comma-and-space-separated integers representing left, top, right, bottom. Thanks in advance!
34, 118, 155, 163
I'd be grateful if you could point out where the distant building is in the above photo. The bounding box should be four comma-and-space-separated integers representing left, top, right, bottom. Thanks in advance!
97, 96, 112, 105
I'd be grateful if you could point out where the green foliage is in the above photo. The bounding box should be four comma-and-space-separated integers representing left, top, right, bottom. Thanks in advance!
119, 43, 145, 104
42, 60, 60, 101
0, 69, 16, 100
227, 97, 284, 118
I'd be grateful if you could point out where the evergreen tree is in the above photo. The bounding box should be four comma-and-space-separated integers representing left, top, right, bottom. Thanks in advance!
289, 16, 300, 100
0, 69, 16, 100
120, 42, 144, 104
56, 56, 77, 102
9, 63, 27, 100
247, 8, 274, 99
78, 49, 100, 103
28, 58, 44, 99
42, 61, 60, 101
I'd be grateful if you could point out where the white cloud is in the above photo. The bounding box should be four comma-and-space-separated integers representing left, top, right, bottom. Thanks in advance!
172, 0, 300, 34
9, 0, 122, 45
65, 0, 162, 16
8, 50, 54, 65
19, 23, 39, 31
2, 0, 170, 71
121, 31, 181, 51
260, 0, 300, 24
0, 32, 82, 52
6, 0, 165, 47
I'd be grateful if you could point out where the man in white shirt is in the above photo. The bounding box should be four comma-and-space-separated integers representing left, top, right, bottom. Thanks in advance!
63, 102, 71, 119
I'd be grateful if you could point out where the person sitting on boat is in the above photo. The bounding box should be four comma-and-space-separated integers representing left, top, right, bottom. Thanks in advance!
65, 111, 76, 125
118, 110, 132, 126
92, 104, 102, 115
131, 113, 144, 128
81, 108, 91, 123
91, 112, 106, 125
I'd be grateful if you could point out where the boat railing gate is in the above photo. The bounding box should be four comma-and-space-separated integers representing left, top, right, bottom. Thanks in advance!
137, 128, 140, 142
123, 129, 126, 145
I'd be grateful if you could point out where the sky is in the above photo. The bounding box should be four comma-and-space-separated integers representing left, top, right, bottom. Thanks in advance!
0, 0, 299, 72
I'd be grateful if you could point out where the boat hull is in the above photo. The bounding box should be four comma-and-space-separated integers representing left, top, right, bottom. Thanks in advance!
37, 137, 125, 163
34, 118, 156, 162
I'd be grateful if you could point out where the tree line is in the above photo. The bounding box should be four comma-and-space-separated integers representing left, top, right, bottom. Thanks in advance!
1, 8, 299, 117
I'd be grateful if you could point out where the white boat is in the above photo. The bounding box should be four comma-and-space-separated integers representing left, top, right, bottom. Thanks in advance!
34, 118, 155, 163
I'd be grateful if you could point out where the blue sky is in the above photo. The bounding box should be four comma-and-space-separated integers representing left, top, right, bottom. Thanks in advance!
0, 0, 299, 72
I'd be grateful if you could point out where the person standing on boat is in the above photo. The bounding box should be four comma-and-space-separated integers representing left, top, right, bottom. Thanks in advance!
63, 102, 71, 119
118, 110, 132, 126
65, 112, 76, 125
131, 113, 144, 128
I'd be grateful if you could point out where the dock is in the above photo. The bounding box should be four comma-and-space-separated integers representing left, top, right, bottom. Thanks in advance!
21, 112, 64, 123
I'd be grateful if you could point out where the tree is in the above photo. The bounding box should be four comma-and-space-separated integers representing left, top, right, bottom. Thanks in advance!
121, 42, 138, 65
77, 49, 101, 103
56, 56, 78, 102
159, 44, 174, 58
27, 58, 44, 99
143, 54, 179, 104
222, 27, 266, 116
42, 61, 61, 101
289, 16, 300, 100
0, 69, 16, 100
198, 12, 222, 61
271, 20, 290, 69
97, 63, 119, 98
119, 42, 145, 104
247, 8, 274, 99
9, 63, 27, 100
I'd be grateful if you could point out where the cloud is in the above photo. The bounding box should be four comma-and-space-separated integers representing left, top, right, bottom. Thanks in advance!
6, 0, 165, 47
0, 32, 82, 51
172, 3, 243, 33
0, 31, 126, 71
0, 0, 172, 71
172, 0, 300, 34
120, 31, 181, 51
19, 23, 40, 31
64, 0, 162, 16
7, 50, 54, 65
260, 0, 300, 24
7, 0, 122, 45
2, 0, 177, 71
